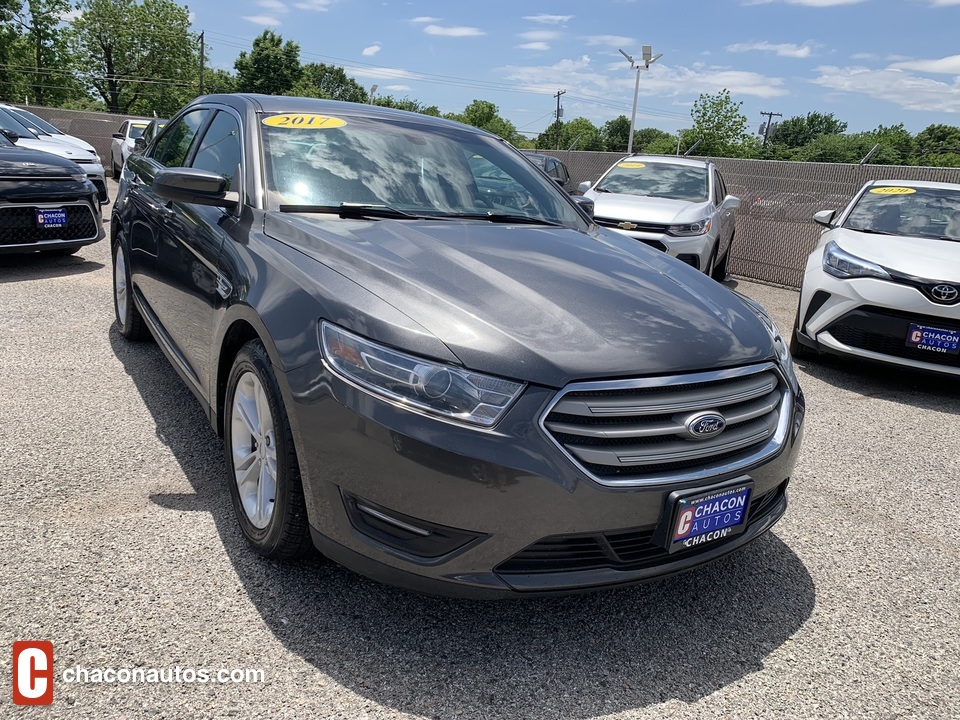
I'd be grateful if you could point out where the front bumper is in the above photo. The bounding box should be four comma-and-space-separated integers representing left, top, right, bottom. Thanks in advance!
280, 360, 805, 598
597, 224, 714, 271
797, 261, 960, 376
0, 199, 104, 254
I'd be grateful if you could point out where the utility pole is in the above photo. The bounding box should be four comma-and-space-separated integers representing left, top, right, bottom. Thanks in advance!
619, 46, 662, 155
199, 31, 205, 95
554, 89, 565, 151
760, 111, 781, 147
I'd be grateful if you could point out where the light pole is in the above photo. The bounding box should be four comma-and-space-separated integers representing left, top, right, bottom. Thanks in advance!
619, 46, 662, 155
368, 84, 378, 105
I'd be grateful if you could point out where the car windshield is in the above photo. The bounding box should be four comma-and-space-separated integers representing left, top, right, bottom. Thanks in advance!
10, 107, 62, 135
595, 161, 709, 202
130, 123, 148, 139
259, 113, 587, 229
843, 185, 960, 241
0, 107, 40, 139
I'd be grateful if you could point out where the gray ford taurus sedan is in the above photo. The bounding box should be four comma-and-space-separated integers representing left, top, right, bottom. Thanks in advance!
111, 94, 804, 597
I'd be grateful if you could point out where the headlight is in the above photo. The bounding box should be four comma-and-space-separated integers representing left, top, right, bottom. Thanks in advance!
320, 322, 525, 427
71, 172, 87, 182
738, 296, 796, 384
822, 240, 890, 280
666, 218, 711, 236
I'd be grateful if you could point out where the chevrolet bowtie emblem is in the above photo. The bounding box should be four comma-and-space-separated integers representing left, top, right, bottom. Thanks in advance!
618, 221, 638, 230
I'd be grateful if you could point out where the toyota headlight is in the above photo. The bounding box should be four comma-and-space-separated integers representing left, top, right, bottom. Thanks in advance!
823, 240, 891, 280
667, 218, 712, 236
320, 322, 525, 427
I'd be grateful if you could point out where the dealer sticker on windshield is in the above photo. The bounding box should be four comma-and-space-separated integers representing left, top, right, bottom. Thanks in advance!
668, 483, 752, 554
869, 187, 916, 195
617, 162, 646, 169
262, 114, 346, 129
35, 208, 67, 228
906, 323, 960, 355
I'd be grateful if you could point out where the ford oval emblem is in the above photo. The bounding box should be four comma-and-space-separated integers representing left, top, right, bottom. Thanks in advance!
685, 412, 726, 439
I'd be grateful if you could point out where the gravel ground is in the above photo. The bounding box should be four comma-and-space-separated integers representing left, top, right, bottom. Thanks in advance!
2, 184, 959, 720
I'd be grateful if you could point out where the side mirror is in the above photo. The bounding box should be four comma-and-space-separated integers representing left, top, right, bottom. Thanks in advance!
813, 209, 836, 228
724, 195, 741, 210
577, 180, 593, 194
552, 177, 565, 186
153, 167, 239, 210
572, 195, 594, 218
133, 137, 146, 151
1, 128, 18, 143
112, 132, 124, 139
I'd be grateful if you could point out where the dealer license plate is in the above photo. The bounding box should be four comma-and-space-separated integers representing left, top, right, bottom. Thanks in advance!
36, 208, 67, 228
668, 483, 752, 554
906, 323, 959, 355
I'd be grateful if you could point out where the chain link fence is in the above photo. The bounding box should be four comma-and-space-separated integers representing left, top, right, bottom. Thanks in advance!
16, 104, 960, 290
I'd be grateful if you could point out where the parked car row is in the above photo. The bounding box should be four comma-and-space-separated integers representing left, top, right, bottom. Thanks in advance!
110, 117, 167, 178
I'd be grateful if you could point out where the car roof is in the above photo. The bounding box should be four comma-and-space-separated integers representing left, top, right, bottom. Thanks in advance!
193, 93, 491, 136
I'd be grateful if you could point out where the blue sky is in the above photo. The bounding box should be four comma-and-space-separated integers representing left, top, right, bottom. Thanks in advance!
188, 0, 960, 139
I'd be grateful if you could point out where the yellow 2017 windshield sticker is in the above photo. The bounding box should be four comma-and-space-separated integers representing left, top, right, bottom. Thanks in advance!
617, 162, 646, 169
869, 187, 915, 195
262, 114, 347, 129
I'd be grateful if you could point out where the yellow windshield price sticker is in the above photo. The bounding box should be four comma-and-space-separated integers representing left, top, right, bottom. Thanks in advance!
617, 162, 646, 169
869, 187, 915, 195
262, 114, 347, 129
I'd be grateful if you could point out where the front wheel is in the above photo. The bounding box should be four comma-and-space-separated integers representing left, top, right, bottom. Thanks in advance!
789, 307, 814, 360
112, 238, 149, 340
224, 340, 312, 560
711, 236, 732, 282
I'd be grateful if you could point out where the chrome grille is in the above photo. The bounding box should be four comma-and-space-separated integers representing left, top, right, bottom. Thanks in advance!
540, 363, 791, 486
595, 217, 669, 234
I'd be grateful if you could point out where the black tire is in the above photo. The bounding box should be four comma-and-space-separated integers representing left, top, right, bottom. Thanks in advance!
789, 307, 814, 360
112, 238, 149, 341
224, 340, 312, 560
712, 236, 732, 282
112, 158, 121, 180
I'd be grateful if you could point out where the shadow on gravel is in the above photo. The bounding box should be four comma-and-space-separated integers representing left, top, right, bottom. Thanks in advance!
795, 352, 960, 411
0, 250, 104, 283
111, 326, 816, 720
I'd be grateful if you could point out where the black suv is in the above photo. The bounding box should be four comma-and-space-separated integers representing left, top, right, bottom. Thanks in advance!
0, 132, 103, 255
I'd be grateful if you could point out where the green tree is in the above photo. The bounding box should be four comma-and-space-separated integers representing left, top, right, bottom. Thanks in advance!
12, 0, 76, 105
601, 115, 631, 152
689, 89, 750, 157
234, 30, 301, 96
0, 0, 23, 101
445, 100, 522, 144
290, 62, 367, 102
372, 95, 440, 116
632, 127, 672, 154
533, 117, 602, 151
69, 0, 199, 115
771, 112, 848, 149
203, 68, 237, 95
913, 124, 960, 167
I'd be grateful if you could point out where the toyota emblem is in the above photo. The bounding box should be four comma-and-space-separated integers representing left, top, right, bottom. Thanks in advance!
930, 284, 959, 303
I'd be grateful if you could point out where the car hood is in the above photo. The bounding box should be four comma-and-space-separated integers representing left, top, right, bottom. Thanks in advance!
10, 136, 97, 162
265, 214, 774, 387
52, 134, 97, 153
830, 228, 960, 280
0, 146, 85, 177
585, 191, 709, 224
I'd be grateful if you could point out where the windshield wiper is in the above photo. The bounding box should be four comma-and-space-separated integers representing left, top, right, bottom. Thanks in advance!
844, 226, 898, 236
278, 203, 426, 220
443, 212, 565, 226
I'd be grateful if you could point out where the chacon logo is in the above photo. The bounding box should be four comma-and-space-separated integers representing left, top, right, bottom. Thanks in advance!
684, 411, 726, 439
929, 284, 959, 304
13, 641, 54, 705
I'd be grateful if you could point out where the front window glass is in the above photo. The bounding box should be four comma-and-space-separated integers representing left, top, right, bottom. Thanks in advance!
152, 110, 210, 168
595, 161, 709, 202
129, 123, 148, 139
191, 112, 241, 190
259, 114, 586, 228
843, 186, 960, 241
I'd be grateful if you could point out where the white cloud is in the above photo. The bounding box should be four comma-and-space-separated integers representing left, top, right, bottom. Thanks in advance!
423, 25, 485, 37
293, 0, 336, 10
59, 9, 82, 20
584, 35, 634, 47
518, 42, 550, 51
522, 14, 573, 24
891, 54, 960, 74
410, 16, 441, 23
258, 0, 288, 12
243, 15, 281, 25
383, 84, 412, 92
812, 65, 960, 112
926, 0, 960, 5
726, 41, 816, 58
519, 30, 560, 42
343, 65, 417, 82
362, 44, 381, 57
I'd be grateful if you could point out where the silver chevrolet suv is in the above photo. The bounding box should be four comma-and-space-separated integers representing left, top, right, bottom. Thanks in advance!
578, 155, 740, 281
